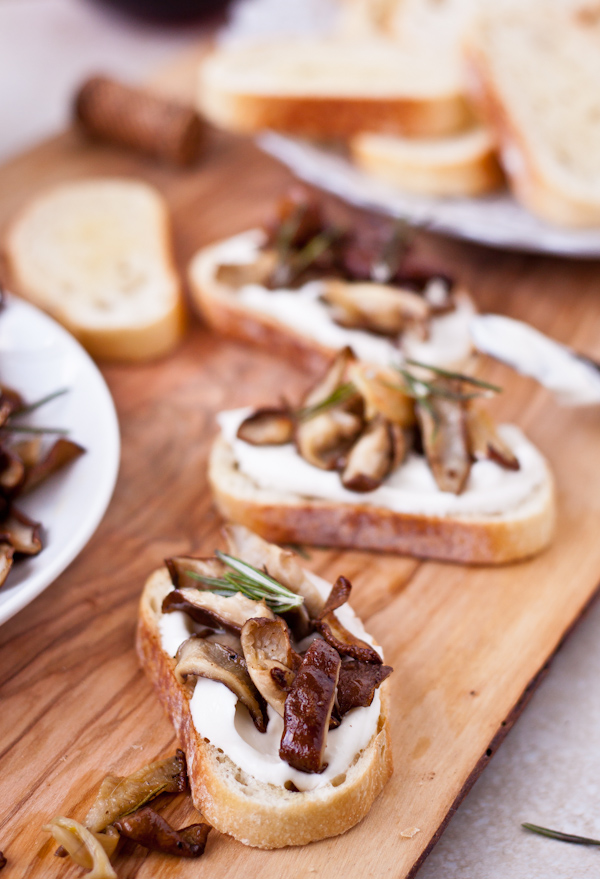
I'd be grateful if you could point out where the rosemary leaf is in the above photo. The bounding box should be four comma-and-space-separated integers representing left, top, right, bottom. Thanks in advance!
522, 823, 600, 847
1, 425, 69, 435
405, 359, 502, 394
12, 387, 69, 416
188, 553, 304, 613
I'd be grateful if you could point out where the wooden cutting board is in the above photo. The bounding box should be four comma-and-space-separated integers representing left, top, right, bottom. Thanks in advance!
2, 50, 600, 879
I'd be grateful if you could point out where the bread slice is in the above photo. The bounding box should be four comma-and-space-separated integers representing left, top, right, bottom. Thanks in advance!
198, 40, 471, 138
137, 564, 393, 848
351, 125, 504, 197
4, 179, 185, 361
188, 230, 476, 373
466, 1, 600, 227
208, 423, 555, 565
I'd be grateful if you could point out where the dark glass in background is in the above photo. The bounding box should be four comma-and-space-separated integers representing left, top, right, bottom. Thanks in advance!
93, 0, 233, 24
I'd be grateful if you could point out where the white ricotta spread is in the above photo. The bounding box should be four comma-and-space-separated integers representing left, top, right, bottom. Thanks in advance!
159, 570, 382, 792
211, 230, 475, 368
470, 314, 600, 406
219, 408, 549, 517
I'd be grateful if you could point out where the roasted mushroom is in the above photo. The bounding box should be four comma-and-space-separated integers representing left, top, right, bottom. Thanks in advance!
279, 639, 341, 774
165, 556, 227, 591
21, 439, 85, 494
240, 617, 300, 716
341, 416, 395, 492
236, 407, 295, 446
0, 509, 42, 555
162, 587, 273, 635
320, 279, 430, 336
174, 637, 268, 732
337, 659, 393, 716
314, 577, 382, 665
466, 407, 520, 470
215, 248, 278, 289
416, 384, 471, 494
0, 543, 14, 588
346, 361, 415, 427
113, 807, 210, 858
43, 817, 117, 878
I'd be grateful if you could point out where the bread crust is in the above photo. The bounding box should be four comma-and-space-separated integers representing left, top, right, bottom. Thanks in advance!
209, 434, 556, 565
137, 568, 393, 849
4, 179, 185, 362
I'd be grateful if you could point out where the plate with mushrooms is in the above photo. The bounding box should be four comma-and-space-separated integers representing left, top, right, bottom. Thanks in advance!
0, 293, 120, 625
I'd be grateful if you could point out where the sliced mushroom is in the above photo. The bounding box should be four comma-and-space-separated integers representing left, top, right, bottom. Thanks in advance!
215, 248, 278, 289
341, 416, 395, 492
301, 346, 355, 411
11, 437, 42, 469
114, 807, 211, 858
21, 439, 85, 494
296, 408, 363, 471
347, 361, 416, 427
416, 387, 471, 494
165, 556, 226, 591
236, 407, 295, 446
223, 525, 324, 618
466, 407, 520, 471
279, 639, 341, 774
162, 588, 273, 635
0, 447, 25, 495
0, 543, 14, 589
86, 751, 187, 833
0, 508, 42, 555
175, 637, 267, 732
320, 279, 430, 336
337, 659, 393, 716
43, 817, 117, 878
314, 577, 382, 665
240, 617, 300, 716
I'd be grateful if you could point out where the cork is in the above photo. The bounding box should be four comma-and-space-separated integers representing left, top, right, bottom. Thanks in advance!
74, 75, 204, 166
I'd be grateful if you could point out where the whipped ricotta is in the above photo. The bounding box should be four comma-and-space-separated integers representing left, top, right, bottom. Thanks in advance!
219, 408, 549, 517
210, 231, 475, 368
159, 570, 382, 792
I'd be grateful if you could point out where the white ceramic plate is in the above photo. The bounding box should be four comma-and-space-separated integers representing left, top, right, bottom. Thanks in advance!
0, 295, 120, 625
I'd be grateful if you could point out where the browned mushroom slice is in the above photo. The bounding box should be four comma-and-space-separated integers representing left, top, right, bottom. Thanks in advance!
43, 818, 116, 877
341, 416, 395, 492
240, 617, 300, 716
224, 524, 324, 618
86, 751, 187, 833
279, 639, 341, 773
347, 361, 416, 427
175, 637, 267, 732
162, 588, 273, 635
320, 280, 430, 336
21, 439, 85, 494
314, 577, 382, 665
0, 543, 14, 589
466, 407, 520, 471
114, 806, 211, 858
0, 386, 24, 420
0, 508, 42, 555
301, 346, 356, 411
165, 556, 227, 590
337, 659, 393, 717
0, 447, 25, 495
416, 390, 471, 494
11, 437, 42, 469
237, 407, 295, 446
215, 248, 278, 288
296, 408, 363, 471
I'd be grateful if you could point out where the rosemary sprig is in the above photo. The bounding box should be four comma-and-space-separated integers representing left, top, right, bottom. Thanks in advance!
12, 387, 69, 416
296, 381, 357, 422
522, 822, 600, 847
1, 425, 69, 435
405, 360, 502, 394
186, 552, 304, 613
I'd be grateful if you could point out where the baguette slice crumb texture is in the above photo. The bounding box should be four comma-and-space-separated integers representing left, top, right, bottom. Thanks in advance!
351, 125, 504, 196
209, 434, 556, 566
137, 567, 393, 849
198, 40, 471, 138
466, 1, 600, 226
4, 178, 185, 361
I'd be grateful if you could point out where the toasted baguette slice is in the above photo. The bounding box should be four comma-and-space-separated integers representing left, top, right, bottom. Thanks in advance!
198, 40, 471, 138
209, 426, 555, 565
4, 179, 185, 361
188, 230, 476, 373
351, 125, 504, 197
137, 564, 392, 848
466, 2, 600, 227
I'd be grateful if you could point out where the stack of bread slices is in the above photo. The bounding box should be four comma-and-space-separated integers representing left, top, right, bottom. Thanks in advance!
198, 0, 600, 227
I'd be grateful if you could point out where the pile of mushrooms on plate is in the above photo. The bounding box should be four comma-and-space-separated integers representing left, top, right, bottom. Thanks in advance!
216, 188, 465, 341
164, 525, 392, 776
236, 346, 520, 496
0, 383, 84, 588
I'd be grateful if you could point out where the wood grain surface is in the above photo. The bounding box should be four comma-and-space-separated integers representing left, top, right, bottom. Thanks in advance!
2, 55, 600, 879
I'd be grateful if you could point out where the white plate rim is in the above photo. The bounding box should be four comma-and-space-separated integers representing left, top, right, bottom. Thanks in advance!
0, 294, 120, 625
